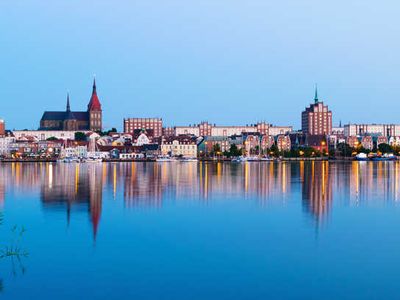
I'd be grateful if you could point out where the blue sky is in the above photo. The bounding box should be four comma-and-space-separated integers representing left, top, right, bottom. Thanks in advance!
1, 0, 400, 130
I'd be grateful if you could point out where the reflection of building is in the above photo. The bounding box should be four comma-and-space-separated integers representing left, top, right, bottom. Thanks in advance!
41, 163, 103, 239
4, 160, 400, 242
301, 161, 332, 221
40, 79, 102, 131
301, 87, 332, 135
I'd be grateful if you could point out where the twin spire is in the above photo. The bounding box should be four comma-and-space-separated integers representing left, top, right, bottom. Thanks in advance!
65, 78, 101, 112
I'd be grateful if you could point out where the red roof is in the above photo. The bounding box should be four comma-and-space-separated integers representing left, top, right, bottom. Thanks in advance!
87, 79, 102, 111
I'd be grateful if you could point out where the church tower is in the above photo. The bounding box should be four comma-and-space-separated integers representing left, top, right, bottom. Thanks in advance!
87, 78, 102, 131
63, 93, 78, 131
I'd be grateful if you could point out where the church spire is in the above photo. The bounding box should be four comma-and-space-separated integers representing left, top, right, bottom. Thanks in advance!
92, 77, 97, 94
87, 77, 102, 111
66, 93, 71, 112
314, 84, 319, 104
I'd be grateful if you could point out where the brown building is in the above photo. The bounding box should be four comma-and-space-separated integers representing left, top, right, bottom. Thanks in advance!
0, 119, 5, 136
301, 87, 332, 135
124, 118, 163, 138
40, 79, 102, 131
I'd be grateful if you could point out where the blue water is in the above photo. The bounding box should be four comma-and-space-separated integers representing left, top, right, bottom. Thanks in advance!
1, 161, 400, 299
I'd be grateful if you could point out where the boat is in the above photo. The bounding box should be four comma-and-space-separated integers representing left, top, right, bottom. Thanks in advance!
156, 156, 177, 162
179, 157, 198, 162
59, 157, 80, 163
355, 153, 368, 161
232, 156, 252, 162
84, 157, 103, 163
260, 157, 274, 161
371, 153, 397, 161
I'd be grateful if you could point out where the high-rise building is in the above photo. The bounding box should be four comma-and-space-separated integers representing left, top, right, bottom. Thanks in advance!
301, 87, 332, 135
123, 118, 163, 138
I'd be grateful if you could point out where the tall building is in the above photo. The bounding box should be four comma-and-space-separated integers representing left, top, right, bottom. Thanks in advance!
301, 87, 332, 135
123, 118, 163, 138
40, 79, 102, 131
0, 119, 5, 136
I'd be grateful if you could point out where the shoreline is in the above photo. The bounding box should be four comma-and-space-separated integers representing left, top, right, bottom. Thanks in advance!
0, 157, 397, 163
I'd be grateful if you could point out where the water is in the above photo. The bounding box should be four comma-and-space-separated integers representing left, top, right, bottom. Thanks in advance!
1, 161, 400, 299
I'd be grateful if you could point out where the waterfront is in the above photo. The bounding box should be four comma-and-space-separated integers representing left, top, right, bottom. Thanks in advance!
1, 161, 400, 299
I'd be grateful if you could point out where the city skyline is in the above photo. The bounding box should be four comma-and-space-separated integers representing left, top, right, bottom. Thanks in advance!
3, 1, 400, 130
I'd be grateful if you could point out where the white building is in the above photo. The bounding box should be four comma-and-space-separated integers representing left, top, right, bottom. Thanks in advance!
269, 126, 293, 136
135, 133, 150, 146
0, 136, 16, 156
344, 124, 400, 137
161, 138, 197, 158
62, 146, 88, 158
13, 130, 80, 141
173, 122, 292, 137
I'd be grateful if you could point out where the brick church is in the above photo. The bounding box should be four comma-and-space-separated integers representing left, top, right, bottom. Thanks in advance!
40, 79, 102, 131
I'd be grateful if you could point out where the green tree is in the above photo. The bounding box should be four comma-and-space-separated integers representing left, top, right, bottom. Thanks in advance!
74, 132, 86, 141
337, 142, 353, 157
46, 136, 58, 141
229, 144, 241, 157
212, 143, 221, 153
378, 143, 392, 154
268, 144, 280, 157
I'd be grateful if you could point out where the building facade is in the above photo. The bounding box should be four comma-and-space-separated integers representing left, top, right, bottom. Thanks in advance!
344, 124, 400, 137
124, 118, 163, 138
13, 130, 78, 141
301, 87, 332, 135
161, 136, 197, 158
173, 122, 292, 137
40, 79, 102, 131
0, 119, 5, 136
276, 135, 291, 152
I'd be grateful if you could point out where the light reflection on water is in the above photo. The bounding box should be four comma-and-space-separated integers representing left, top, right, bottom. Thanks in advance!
1, 161, 400, 299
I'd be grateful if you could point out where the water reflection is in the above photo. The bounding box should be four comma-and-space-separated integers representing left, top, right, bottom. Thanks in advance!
1, 161, 400, 239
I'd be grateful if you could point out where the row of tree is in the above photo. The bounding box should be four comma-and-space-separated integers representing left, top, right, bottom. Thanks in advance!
337, 142, 398, 157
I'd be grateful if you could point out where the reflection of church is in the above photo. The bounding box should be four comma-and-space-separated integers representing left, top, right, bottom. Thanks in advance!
41, 164, 103, 239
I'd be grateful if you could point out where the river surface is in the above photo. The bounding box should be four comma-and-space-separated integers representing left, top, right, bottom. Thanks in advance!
1, 161, 400, 299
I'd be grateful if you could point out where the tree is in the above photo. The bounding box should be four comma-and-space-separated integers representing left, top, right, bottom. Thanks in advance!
229, 144, 241, 157
74, 132, 86, 141
46, 136, 58, 141
337, 142, 353, 157
212, 143, 221, 153
268, 144, 280, 157
378, 143, 392, 154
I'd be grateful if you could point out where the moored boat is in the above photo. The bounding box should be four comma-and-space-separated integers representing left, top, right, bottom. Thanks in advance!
355, 153, 368, 161
156, 156, 177, 162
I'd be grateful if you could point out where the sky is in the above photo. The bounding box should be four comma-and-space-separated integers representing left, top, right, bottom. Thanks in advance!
1, 0, 400, 131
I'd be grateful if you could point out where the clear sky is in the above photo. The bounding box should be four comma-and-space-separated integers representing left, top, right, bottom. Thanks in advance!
1, 0, 400, 131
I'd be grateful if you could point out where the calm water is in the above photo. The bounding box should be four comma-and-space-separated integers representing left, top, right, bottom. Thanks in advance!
1, 161, 400, 299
